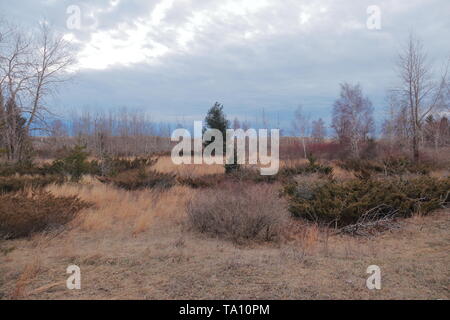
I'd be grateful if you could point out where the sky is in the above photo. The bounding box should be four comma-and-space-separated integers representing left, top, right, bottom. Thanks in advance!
1, 0, 449, 132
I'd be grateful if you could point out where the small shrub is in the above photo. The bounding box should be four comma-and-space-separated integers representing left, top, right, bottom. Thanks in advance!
50, 145, 91, 182
0, 162, 39, 176
0, 161, 64, 176
187, 184, 288, 243
96, 156, 158, 177
177, 174, 225, 188
279, 158, 333, 177
337, 159, 383, 175
338, 157, 432, 177
382, 156, 431, 175
289, 173, 331, 200
0, 175, 64, 194
98, 168, 176, 190
177, 169, 278, 189
0, 191, 90, 239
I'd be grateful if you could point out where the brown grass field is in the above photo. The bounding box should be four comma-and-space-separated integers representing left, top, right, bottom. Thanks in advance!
0, 157, 449, 300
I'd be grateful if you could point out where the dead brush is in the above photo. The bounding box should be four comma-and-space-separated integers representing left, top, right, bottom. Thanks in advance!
336, 205, 401, 237
186, 183, 288, 243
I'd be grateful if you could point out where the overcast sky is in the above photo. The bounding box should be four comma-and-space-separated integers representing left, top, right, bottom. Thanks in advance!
2, 0, 449, 131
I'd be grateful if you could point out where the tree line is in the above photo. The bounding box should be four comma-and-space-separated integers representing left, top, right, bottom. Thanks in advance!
291, 34, 449, 161
1, 18, 449, 163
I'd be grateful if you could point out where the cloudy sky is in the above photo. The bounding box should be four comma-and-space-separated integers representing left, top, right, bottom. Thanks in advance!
2, 0, 449, 131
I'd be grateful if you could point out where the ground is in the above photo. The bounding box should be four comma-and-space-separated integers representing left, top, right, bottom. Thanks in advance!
0, 158, 449, 300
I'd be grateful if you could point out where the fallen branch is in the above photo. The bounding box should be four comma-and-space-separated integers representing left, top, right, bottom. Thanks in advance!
336, 204, 400, 236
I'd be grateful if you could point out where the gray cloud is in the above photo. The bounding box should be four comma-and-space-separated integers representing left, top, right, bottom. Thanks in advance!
2, 0, 449, 130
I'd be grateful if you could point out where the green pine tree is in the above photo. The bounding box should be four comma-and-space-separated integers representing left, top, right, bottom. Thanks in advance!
204, 102, 239, 173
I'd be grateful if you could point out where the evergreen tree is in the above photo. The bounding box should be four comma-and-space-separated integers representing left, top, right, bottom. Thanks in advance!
3, 98, 32, 162
204, 102, 239, 173
204, 102, 229, 138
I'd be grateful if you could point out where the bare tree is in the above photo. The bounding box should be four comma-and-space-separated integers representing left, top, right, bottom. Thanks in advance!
331, 83, 374, 158
25, 23, 74, 133
0, 20, 74, 162
393, 33, 449, 161
311, 118, 327, 143
291, 105, 310, 158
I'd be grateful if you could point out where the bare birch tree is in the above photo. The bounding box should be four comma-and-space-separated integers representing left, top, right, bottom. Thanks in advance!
311, 118, 327, 143
25, 23, 74, 133
291, 105, 310, 158
331, 83, 374, 158
393, 33, 449, 161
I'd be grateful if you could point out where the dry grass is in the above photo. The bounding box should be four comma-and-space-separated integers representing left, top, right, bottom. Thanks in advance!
44, 182, 194, 234
0, 160, 449, 300
154, 156, 312, 177
10, 257, 41, 299
153, 156, 224, 176
280, 158, 309, 168
331, 165, 355, 181
1, 206, 448, 300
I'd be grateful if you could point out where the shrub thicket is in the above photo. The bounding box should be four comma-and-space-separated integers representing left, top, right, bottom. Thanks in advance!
284, 176, 450, 226
0, 191, 90, 239
98, 168, 176, 190
337, 156, 432, 178
0, 175, 64, 194
0, 162, 47, 176
94, 156, 158, 177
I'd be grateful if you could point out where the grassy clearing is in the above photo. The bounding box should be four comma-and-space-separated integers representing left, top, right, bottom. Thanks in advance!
0, 156, 449, 299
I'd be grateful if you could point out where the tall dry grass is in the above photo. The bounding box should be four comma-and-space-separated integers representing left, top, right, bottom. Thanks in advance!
152, 156, 224, 176
11, 257, 41, 299
44, 182, 196, 235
